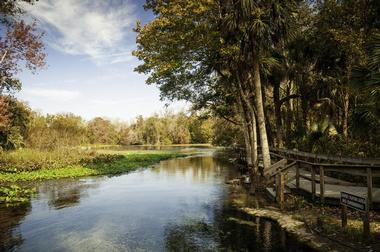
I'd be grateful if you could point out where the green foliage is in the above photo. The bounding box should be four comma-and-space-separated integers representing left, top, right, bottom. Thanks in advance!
189, 116, 214, 144
87, 117, 118, 145
0, 151, 188, 183
0, 149, 85, 172
26, 112, 87, 150
212, 118, 242, 147
0, 1, 45, 94
0, 96, 30, 150
80, 153, 124, 166
0, 185, 36, 206
124, 112, 216, 145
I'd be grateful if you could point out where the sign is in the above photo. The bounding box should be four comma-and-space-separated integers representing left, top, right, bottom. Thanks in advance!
341, 192, 367, 212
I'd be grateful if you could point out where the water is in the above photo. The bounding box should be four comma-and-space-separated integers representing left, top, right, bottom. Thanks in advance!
0, 149, 309, 251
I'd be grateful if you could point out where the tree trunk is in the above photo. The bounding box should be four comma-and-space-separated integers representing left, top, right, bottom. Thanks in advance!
237, 94, 253, 166
249, 110, 258, 168
262, 85, 274, 147
273, 82, 283, 147
285, 81, 292, 146
342, 87, 349, 141
253, 60, 271, 170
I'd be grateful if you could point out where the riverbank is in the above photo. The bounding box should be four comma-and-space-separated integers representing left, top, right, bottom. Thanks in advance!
0, 148, 189, 205
230, 186, 380, 252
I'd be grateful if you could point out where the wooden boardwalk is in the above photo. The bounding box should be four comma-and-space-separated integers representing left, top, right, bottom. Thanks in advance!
286, 173, 380, 202
237, 147, 380, 209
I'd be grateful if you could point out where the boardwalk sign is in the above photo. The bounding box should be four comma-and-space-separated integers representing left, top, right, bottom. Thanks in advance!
340, 192, 367, 212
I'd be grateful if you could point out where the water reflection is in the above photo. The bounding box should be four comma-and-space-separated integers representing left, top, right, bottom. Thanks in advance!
0, 204, 31, 251
99, 145, 212, 152
0, 150, 309, 251
37, 179, 102, 210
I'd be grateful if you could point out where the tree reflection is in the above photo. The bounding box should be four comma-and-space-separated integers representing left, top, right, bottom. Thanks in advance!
163, 181, 306, 252
156, 156, 238, 184
37, 179, 101, 210
0, 204, 31, 251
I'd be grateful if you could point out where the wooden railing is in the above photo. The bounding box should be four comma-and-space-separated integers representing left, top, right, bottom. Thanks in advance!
234, 146, 380, 208
269, 148, 380, 208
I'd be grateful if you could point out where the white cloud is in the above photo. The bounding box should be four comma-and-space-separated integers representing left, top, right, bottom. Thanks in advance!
23, 88, 80, 101
22, 0, 136, 64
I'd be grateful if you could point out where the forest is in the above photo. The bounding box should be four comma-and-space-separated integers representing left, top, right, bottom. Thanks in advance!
0, 99, 238, 150
133, 0, 380, 171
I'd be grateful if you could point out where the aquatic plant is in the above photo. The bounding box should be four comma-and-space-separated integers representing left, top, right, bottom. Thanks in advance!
0, 185, 36, 206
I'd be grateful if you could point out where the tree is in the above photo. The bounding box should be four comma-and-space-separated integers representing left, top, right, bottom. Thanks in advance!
87, 117, 118, 145
26, 113, 87, 150
0, 0, 45, 94
0, 96, 30, 150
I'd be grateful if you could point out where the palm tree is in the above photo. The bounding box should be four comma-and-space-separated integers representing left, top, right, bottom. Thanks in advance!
224, 0, 298, 171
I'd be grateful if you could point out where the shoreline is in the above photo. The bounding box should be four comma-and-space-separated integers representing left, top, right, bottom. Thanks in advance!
0, 152, 187, 183
240, 207, 340, 251
231, 193, 378, 252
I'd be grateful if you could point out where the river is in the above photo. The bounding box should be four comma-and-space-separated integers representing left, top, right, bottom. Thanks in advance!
0, 148, 309, 251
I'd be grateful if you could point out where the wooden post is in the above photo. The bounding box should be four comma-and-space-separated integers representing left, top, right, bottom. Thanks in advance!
295, 161, 300, 189
319, 166, 325, 205
341, 205, 347, 228
311, 165, 316, 202
367, 167, 373, 209
279, 172, 285, 210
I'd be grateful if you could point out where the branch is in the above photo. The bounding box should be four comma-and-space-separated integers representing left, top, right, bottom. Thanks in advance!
0, 50, 8, 64
219, 114, 241, 126
279, 94, 300, 106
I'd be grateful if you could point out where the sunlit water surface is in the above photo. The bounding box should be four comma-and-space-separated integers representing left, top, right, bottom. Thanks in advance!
0, 149, 308, 251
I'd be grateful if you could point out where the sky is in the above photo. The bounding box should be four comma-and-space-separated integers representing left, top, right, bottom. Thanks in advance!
16, 0, 188, 122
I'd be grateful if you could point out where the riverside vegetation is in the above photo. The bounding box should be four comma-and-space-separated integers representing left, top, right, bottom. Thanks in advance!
0, 148, 188, 205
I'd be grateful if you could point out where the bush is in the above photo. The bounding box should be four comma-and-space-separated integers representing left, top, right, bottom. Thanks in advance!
0, 148, 84, 172
0, 149, 126, 173
80, 153, 124, 166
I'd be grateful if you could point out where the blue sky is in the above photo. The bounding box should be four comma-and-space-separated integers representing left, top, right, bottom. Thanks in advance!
16, 0, 187, 121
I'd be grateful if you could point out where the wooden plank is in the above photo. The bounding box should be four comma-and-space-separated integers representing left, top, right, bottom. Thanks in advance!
298, 173, 354, 186
270, 147, 380, 166
279, 173, 285, 210
322, 164, 380, 169
265, 159, 287, 176
291, 180, 380, 203
320, 166, 325, 204
270, 161, 297, 178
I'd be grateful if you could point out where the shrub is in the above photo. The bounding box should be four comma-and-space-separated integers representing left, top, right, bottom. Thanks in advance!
0, 148, 84, 172
80, 153, 124, 166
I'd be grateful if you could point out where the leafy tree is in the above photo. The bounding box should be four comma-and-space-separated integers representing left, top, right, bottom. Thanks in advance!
0, 96, 30, 150
0, 0, 45, 94
26, 113, 87, 150
87, 117, 118, 145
